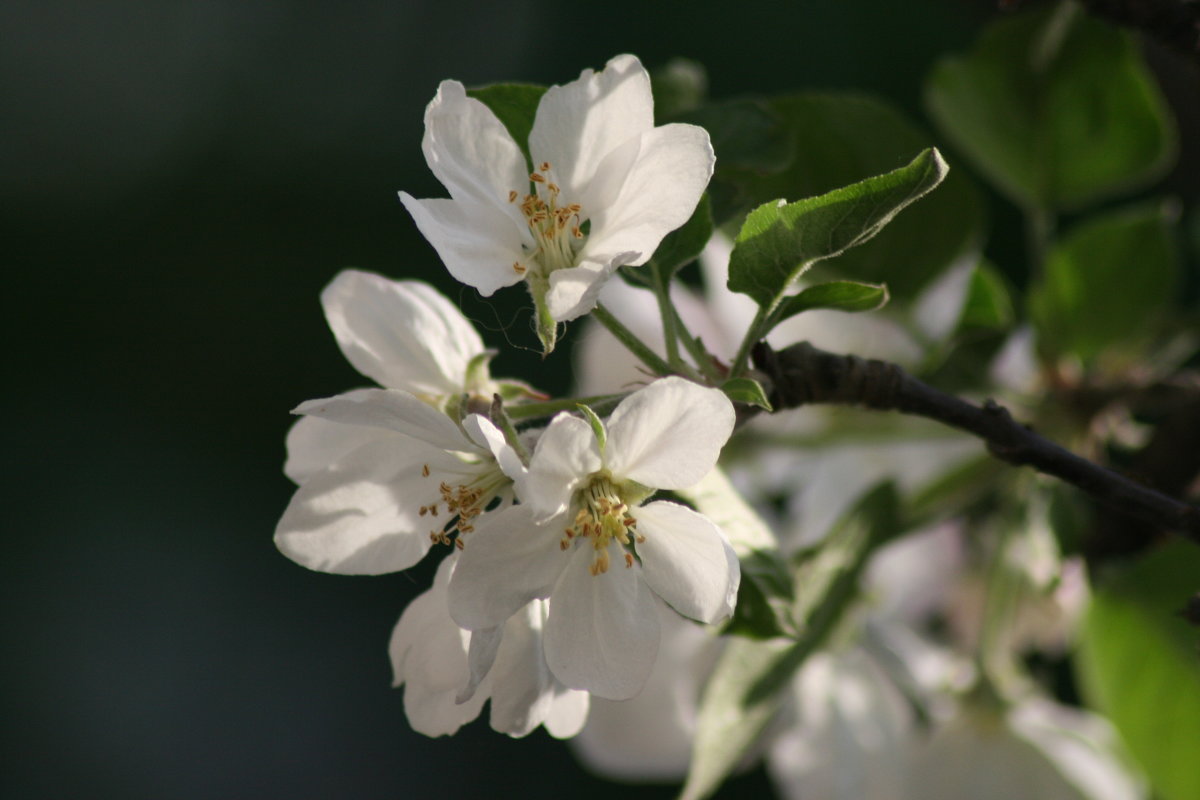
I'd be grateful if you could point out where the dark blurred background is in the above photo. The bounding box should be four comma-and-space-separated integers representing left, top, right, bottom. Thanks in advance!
4, 1, 1195, 798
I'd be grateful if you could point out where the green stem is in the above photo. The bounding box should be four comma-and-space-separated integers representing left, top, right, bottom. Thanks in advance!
507, 393, 626, 421
730, 305, 770, 378
593, 303, 674, 376
651, 276, 682, 368
673, 302, 722, 381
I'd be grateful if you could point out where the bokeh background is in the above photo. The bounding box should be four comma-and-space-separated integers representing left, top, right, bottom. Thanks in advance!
5, 1, 1197, 798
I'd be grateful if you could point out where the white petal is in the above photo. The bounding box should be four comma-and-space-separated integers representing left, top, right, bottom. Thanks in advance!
571, 600, 720, 778
463, 414, 526, 481
320, 270, 484, 396
458, 624, 503, 704
488, 601, 556, 738
399, 194, 529, 297
635, 501, 740, 624
283, 391, 386, 484
578, 123, 714, 269
1010, 699, 1146, 800
388, 555, 487, 736
528, 54, 654, 203
420, 80, 529, 227
605, 377, 734, 489
544, 251, 638, 322
447, 505, 567, 630
524, 413, 601, 519
543, 685, 591, 739
544, 543, 660, 700
294, 388, 471, 454
274, 438, 449, 575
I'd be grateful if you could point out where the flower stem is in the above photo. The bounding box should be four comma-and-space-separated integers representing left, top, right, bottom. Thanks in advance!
672, 302, 723, 382
507, 393, 627, 420
729, 305, 769, 378
593, 303, 674, 376
651, 276, 682, 368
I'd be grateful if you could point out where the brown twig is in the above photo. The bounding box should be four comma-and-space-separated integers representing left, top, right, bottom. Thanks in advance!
751, 341, 1200, 546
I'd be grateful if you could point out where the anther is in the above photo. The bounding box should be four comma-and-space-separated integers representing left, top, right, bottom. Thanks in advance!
540, 161, 551, 172
530, 172, 546, 183
508, 190, 518, 202
421, 464, 430, 477
624, 553, 634, 568
513, 262, 526, 274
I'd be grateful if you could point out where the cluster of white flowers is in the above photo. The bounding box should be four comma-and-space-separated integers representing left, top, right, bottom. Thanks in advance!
277, 52, 1144, 799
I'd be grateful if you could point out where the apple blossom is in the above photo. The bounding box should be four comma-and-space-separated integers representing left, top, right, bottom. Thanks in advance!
389, 553, 589, 738
399, 54, 714, 352
447, 377, 740, 700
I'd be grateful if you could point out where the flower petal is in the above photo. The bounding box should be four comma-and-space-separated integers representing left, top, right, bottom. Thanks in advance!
487, 601, 556, 738
420, 80, 529, 227
544, 543, 661, 700
320, 270, 484, 396
447, 505, 567, 630
458, 624, 503, 705
528, 54, 654, 204
399, 194, 529, 297
524, 413, 601, 519
389, 555, 487, 736
604, 377, 734, 490
571, 600, 720, 779
544, 251, 638, 322
635, 501, 740, 623
274, 438, 451, 575
463, 414, 526, 485
543, 684, 590, 740
283, 390, 385, 484
294, 388, 471, 454
578, 123, 714, 269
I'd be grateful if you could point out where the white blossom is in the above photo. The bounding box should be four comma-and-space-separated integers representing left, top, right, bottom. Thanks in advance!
399, 54, 714, 351
276, 390, 518, 575
389, 553, 589, 738
447, 377, 740, 699
283, 270, 497, 486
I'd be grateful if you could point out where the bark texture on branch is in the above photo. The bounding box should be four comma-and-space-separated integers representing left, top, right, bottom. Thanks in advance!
752, 341, 1200, 546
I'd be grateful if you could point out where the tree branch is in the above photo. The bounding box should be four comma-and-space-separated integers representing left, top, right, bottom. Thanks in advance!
752, 341, 1200, 546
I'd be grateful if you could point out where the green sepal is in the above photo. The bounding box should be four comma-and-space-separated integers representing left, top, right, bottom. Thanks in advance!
727, 148, 948, 309
719, 377, 773, 412
575, 403, 607, 456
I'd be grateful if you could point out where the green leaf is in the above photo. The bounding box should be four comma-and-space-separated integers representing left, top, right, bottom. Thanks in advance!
650, 57, 707, 121
679, 99, 793, 174
467, 83, 546, 167
647, 193, 713, 280
925, 3, 1176, 211
768, 280, 889, 329
749, 483, 901, 704
719, 376, 773, 412
957, 262, 1014, 332
1029, 202, 1177, 365
727, 148, 948, 309
1077, 541, 1200, 800
705, 93, 984, 296
681, 636, 793, 800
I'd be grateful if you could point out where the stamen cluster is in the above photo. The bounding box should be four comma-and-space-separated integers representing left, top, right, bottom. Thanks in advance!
561, 475, 644, 574
510, 161, 585, 277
